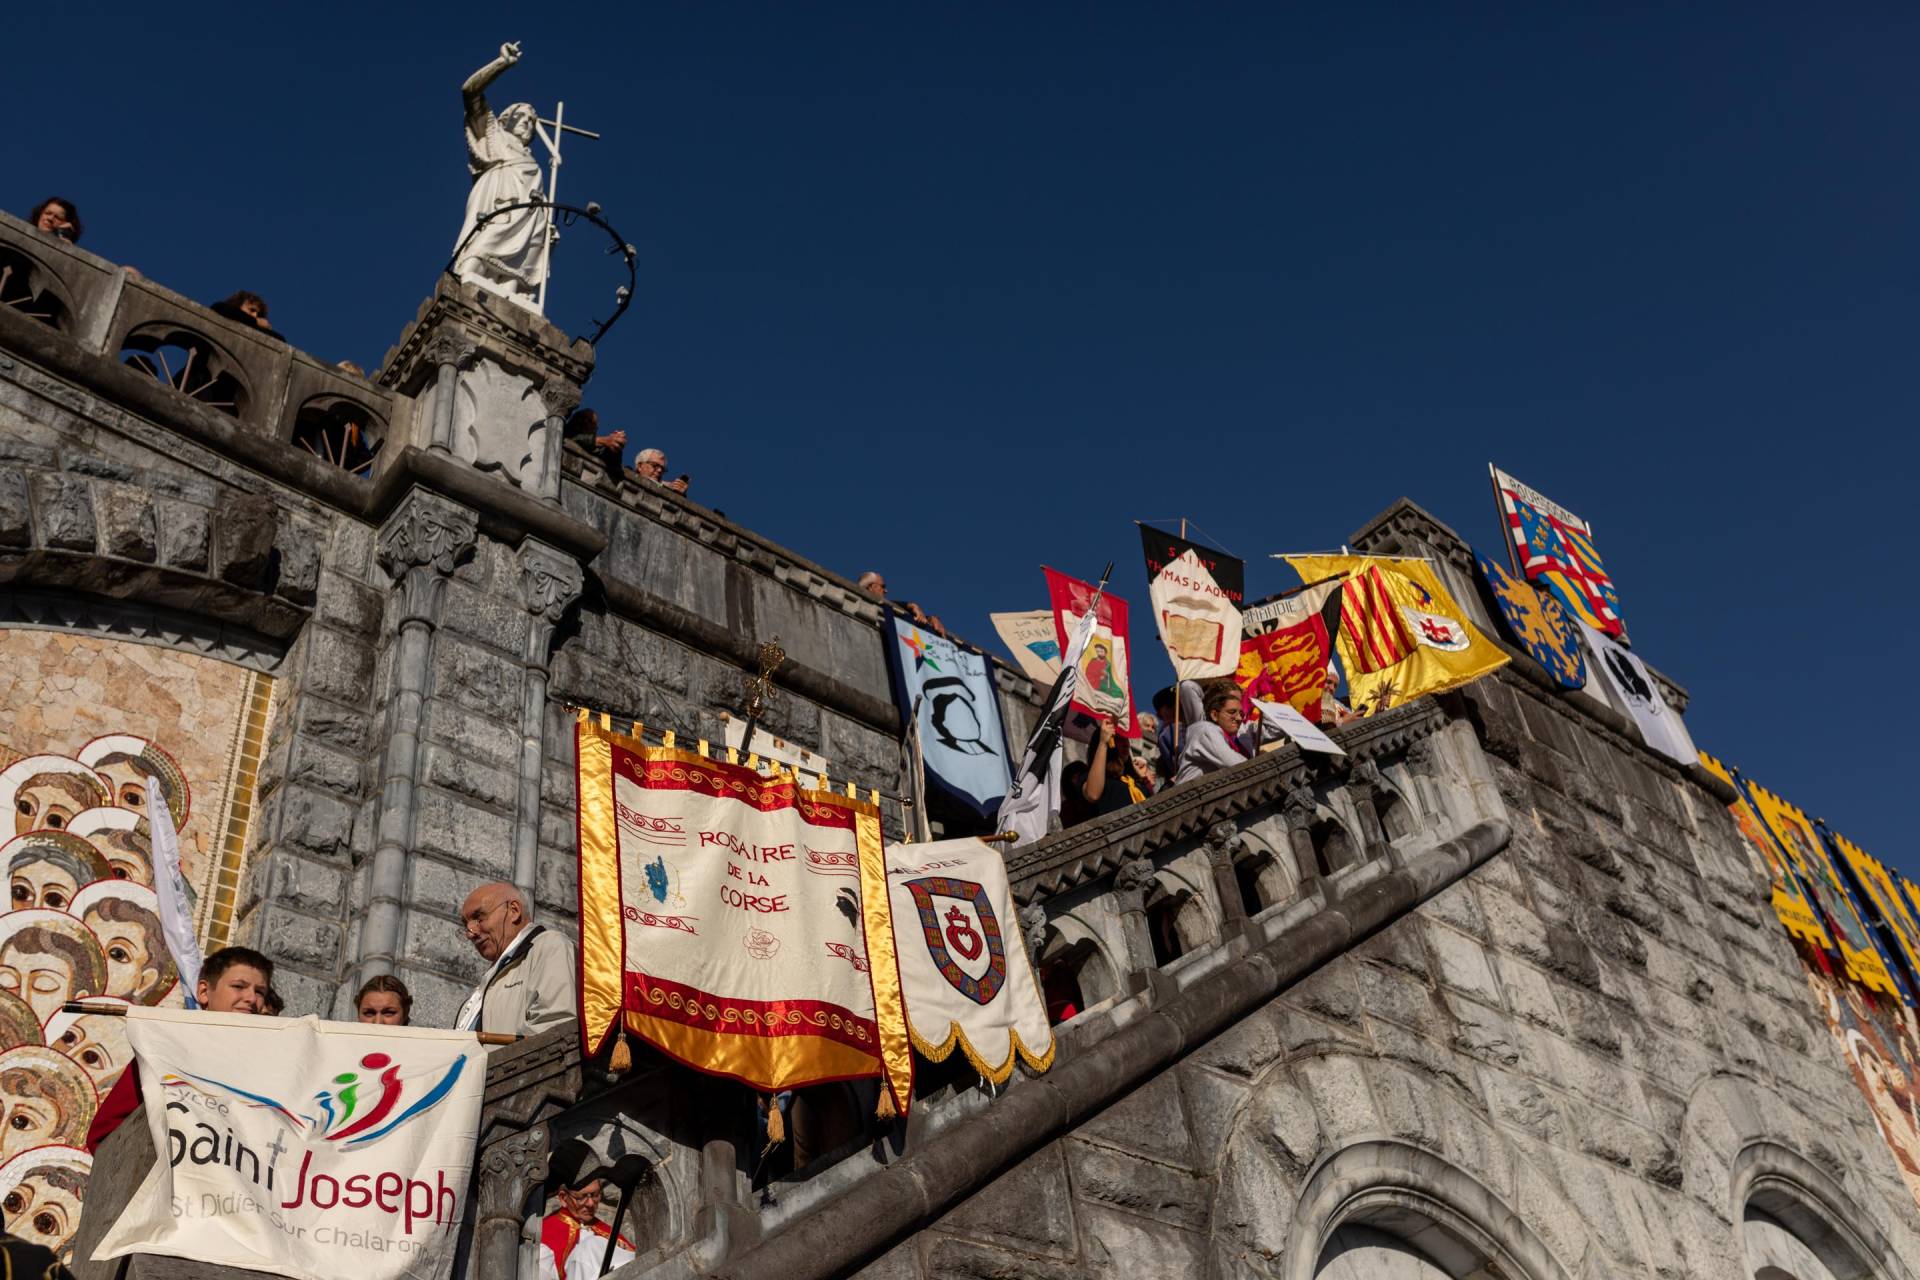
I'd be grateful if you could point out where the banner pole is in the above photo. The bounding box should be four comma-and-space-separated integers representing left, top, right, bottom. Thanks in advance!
907, 694, 933, 842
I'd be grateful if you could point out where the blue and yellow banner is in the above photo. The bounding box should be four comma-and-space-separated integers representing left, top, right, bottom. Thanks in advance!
1741, 775, 1900, 998
1699, 753, 1830, 953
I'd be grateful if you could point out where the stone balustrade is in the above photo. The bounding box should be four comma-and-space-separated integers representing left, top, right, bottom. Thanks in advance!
462, 690, 1510, 1279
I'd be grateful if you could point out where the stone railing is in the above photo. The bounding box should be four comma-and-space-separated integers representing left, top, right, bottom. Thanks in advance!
0, 211, 421, 492
461, 692, 1511, 1280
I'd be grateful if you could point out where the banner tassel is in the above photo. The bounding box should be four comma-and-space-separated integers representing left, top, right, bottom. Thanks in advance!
608, 1028, 633, 1073
875, 1084, 898, 1121
764, 1094, 785, 1144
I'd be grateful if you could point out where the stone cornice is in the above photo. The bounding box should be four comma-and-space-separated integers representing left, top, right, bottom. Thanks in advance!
561, 445, 1046, 711
1007, 699, 1445, 903
377, 276, 594, 395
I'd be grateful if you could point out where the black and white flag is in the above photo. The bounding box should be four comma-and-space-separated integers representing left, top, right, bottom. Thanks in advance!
1001, 596, 1102, 848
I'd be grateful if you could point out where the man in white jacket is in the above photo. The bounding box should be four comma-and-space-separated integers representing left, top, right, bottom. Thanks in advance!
453, 882, 576, 1039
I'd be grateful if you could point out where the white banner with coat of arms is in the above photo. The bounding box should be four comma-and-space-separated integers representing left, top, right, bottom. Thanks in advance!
94, 1008, 484, 1280
887, 838, 1054, 1083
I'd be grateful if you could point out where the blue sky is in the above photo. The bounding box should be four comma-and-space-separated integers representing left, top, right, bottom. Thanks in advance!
14, 5, 1917, 874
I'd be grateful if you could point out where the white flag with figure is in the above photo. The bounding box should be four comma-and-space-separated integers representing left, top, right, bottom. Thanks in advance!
887, 837, 1054, 1083
94, 1009, 485, 1280
1000, 599, 1100, 848
1149, 549, 1242, 680
1579, 623, 1697, 766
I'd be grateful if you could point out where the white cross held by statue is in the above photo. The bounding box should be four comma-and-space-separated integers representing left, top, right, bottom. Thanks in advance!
532, 102, 601, 311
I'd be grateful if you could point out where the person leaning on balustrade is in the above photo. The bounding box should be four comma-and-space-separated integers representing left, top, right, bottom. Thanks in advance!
564, 407, 627, 478
1172, 680, 1271, 784
633, 447, 690, 495
454, 881, 575, 1041
1062, 715, 1148, 827
83, 946, 277, 1153
857, 570, 947, 637
355, 974, 412, 1026
209, 290, 284, 341
27, 197, 81, 244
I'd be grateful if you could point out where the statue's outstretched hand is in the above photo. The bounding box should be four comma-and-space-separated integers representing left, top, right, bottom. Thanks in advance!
500, 41, 523, 63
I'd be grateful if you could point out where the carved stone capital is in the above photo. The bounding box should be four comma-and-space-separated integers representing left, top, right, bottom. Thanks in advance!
422, 328, 479, 372
539, 378, 583, 422
518, 538, 584, 624
474, 1123, 550, 1280
1352, 758, 1386, 792
377, 488, 479, 578
1203, 820, 1245, 860
1406, 737, 1439, 778
1114, 856, 1157, 897
1282, 784, 1318, 830
1018, 902, 1049, 964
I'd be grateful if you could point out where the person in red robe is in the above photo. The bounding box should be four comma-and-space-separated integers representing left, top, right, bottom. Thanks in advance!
538, 1176, 636, 1279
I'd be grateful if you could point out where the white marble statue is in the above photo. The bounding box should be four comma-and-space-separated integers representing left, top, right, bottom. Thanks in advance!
452, 41, 550, 311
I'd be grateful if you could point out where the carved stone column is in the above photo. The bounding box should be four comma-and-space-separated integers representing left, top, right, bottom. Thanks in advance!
531, 379, 581, 502
361, 489, 478, 978
512, 538, 584, 897
1112, 856, 1160, 987
1405, 736, 1442, 825
1203, 820, 1249, 934
423, 329, 479, 454
1018, 902, 1050, 966
1282, 784, 1326, 889
473, 1124, 550, 1280
1347, 758, 1392, 863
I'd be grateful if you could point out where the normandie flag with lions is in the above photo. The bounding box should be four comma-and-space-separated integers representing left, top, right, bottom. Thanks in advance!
1284, 555, 1507, 714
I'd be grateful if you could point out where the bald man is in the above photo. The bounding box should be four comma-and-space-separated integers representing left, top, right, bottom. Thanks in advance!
452, 882, 577, 1039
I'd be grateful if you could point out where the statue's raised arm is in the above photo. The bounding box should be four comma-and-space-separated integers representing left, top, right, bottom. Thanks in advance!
450, 40, 550, 312
462, 41, 524, 132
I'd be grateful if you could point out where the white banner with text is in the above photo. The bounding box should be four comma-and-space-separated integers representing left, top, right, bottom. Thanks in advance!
93, 1009, 484, 1280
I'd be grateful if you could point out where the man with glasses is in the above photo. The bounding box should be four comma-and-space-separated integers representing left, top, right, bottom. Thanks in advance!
453, 882, 576, 1040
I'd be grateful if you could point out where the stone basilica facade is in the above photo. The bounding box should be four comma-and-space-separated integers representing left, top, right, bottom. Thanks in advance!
1, 210, 1915, 1279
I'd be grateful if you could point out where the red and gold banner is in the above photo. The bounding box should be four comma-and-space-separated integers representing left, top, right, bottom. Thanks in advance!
575, 713, 910, 1111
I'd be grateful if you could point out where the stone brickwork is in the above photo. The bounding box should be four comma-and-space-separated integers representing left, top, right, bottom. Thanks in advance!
9, 206, 1915, 1280
0, 209, 1039, 1036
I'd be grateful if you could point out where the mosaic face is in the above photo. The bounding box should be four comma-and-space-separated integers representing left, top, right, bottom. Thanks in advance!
51, 1012, 129, 1093
0, 913, 107, 1025
0, 1047, 95, 1159
12, 772, 106, 836
0, 630, 276, 1257
1, 1160, 88, 1259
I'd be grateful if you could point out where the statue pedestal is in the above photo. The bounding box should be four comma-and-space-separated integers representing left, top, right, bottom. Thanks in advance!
377, 277, 596, 500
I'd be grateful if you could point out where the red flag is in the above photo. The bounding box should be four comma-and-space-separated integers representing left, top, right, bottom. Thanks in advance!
1043, 567, 1139, 738
1235, 579, 1342, 722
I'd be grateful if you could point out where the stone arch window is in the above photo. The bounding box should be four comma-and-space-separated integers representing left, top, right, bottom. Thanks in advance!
1743, 1208, 1848, 1280
1037, 930, 1118, 1024
1314, 1223, 1466, 1278
587, 1155, 671, 1268
0, 242, 71, 330
1282, 1139, 1575, 1280
119, 324, 249, 417
1145, 883, 1213, 966
1310, 817, 1357, 876
1235, 844, 1293, 917
1378, 785, 1417, 842
292, 394, 384, 478
1731, 1140, 1895, 1280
